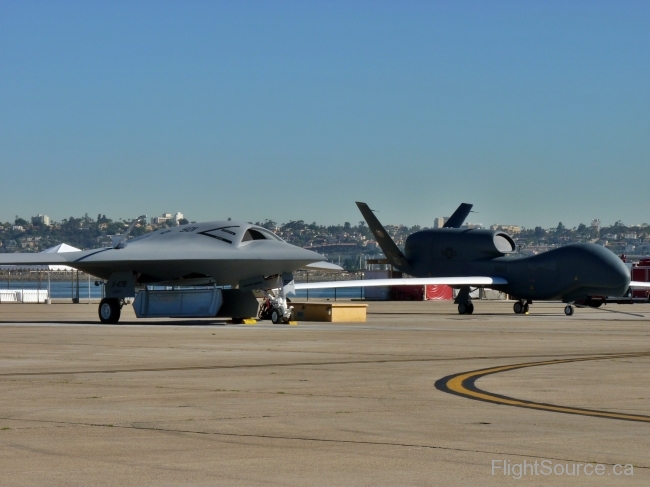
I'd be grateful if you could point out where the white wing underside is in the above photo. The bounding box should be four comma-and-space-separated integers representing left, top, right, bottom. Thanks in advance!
294, 276, 507, 290
302, 262, 344, 271
630, 281, 650, 288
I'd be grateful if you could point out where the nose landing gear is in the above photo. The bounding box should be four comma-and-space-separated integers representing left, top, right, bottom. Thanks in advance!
564, 304, 574, 316
258, 280, 294, 324
513, 300, 530, 314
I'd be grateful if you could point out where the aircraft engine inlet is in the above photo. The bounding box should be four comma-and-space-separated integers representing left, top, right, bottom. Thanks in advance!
405, 229, 516, 265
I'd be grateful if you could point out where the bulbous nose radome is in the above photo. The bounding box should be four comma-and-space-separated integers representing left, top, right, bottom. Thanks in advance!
604, 254, 631, 296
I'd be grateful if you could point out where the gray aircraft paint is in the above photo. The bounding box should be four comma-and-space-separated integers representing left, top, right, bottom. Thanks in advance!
0, 221, 326, 289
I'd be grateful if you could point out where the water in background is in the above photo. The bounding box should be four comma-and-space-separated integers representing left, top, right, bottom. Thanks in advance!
0, 281, 364, 300
0, 280, 103, 299
293, 288, 363, 300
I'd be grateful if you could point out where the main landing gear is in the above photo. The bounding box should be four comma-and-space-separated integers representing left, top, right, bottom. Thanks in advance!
513, 300, 530, 314
455, 286, 474, 315
457, 302, 474, 315
98, 298, 122, 324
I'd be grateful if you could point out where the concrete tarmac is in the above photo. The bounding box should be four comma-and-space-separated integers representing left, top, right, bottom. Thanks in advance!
0, 300, 649, 486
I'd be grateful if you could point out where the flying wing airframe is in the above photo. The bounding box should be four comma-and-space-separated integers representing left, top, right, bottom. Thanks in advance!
0, 220, 332, 324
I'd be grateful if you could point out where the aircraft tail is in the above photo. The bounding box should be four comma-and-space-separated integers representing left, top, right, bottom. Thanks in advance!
356, 202, 412, 273
443, 203, 473, 228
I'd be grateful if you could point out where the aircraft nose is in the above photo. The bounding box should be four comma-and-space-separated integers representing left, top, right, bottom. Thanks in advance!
300, 247, 327, 262
606, 255, 630, 295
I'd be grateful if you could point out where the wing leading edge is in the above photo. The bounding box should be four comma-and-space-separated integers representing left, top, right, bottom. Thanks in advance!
0, 253, 74, 266
630, 281, 650, 288
294, 276, 507, 291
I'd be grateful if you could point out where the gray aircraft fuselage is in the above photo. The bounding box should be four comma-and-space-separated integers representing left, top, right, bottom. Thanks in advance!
402, 228, 630, 302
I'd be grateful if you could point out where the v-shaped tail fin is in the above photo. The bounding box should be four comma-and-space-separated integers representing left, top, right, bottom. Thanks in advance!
443, 203, 473, 228
356, 202, 412, 273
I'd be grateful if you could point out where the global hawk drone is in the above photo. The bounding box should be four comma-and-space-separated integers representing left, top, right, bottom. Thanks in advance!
295, 202, 650, 316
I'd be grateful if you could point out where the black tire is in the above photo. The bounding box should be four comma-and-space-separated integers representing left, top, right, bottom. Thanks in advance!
564, 305, 574, 316
466, 302, 474, 315
271, 308, 282, 324
513, 302, 523, 314
523, 303, 530, 314
457, 303, 467, 315
98, 298, 121, 324
231, 317, 244, 324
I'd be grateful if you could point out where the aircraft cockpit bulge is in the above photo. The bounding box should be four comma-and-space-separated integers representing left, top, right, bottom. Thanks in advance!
242, 227, 283, 241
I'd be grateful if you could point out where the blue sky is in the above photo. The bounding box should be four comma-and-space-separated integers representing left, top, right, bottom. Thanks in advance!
1, 1, 648, 228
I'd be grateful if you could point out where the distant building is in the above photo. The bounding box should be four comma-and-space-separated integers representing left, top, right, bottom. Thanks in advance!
433, 217, 448, 229
151, 213, 173, 225
151, 212, 185, 225
490, 224, 521, 234
12, 225, 24, 232
591, 219, 600, 232
31, 214, 50, 226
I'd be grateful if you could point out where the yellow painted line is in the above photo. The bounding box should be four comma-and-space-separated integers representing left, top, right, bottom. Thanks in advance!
435, 352, 650, 423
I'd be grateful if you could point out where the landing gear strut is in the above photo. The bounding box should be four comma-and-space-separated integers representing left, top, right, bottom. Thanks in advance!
98, 298, 121, 324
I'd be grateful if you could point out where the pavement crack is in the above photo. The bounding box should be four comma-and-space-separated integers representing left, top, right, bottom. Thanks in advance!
2, 416, 647, 470
1, 351, 645, 377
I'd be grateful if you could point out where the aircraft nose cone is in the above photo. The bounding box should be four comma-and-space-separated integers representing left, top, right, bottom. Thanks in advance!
301, 247, 327, 262
607, 255, 631, 295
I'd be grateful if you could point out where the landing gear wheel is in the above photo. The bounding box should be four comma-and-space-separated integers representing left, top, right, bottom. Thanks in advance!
466, 302, 474, 315
523, 303, 530, 314
457, 303, 467, 315
231, 317, 244, 324
98, 298, 121, 324
282, 315, 290, 324
513, 302, 523, 314
271, 308, 282, 324
564, 305, 574, 316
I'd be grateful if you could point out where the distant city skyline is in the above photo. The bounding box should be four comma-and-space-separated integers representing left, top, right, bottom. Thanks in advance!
3, 208, 648, 232
1, 2, 649, 228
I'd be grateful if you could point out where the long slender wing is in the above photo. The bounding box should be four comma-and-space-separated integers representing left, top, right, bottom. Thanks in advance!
294, 276, 507, 290
630, 281, 650, 288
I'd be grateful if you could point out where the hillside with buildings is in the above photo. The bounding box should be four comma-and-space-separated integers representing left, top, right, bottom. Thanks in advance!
1, 212, 649, 270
